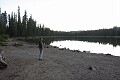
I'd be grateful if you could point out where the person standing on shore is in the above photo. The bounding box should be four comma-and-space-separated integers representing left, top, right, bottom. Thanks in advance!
38, 38, 43, 60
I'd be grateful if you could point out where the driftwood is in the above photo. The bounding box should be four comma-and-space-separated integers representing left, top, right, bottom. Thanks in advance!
0, 50, 7, 69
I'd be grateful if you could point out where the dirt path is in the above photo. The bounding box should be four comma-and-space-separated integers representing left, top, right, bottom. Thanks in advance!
0, 38, 120, 80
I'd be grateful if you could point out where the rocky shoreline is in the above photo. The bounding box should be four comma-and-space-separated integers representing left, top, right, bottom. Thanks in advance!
0, 38, 120, 80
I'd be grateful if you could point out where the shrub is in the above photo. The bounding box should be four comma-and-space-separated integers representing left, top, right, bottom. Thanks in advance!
0, 34, 8, 42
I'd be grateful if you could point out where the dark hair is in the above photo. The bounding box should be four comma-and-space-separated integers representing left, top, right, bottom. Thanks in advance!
39, 38, 42, 41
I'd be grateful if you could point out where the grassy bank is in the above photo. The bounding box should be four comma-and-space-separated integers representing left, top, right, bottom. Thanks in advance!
0, 34, 8, 46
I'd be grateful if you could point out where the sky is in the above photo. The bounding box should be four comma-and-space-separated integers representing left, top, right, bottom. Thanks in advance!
0, 0, 120, 31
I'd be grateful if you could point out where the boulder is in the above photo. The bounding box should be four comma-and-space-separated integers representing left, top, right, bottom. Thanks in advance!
88, 66, 96, 70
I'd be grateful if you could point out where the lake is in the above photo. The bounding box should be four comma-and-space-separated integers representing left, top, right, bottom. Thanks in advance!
47, 37, 120, 56
26, 37, 120, 56
50, 40, 120, 56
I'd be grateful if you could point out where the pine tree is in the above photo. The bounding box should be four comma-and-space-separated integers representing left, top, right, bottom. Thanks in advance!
27, 16, 32, 36
22, 10, 27, 36
27, 15, 37, 36
8, 14, 12, 37
13, 12, 17, 37
0, 10, 7, 34
17, 6, 22, 36
0, 8, 2, 34
2, 11, 7, 34
41, 24, 45, 36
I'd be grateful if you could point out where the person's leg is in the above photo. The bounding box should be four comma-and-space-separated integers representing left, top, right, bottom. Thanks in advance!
39, 49, 43, 60
39, 49, 41, 60
40, 50, 43, 60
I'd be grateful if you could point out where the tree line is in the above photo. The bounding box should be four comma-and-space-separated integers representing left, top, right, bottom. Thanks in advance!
0, 6, 120, 37
74, 27, 120, 37
50, 27, 120, 37
0, 6, 52, 37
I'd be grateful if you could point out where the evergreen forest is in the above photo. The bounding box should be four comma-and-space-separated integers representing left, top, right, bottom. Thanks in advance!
0, 6, 120, 37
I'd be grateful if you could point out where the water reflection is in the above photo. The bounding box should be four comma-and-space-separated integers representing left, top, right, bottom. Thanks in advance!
48, 37, 120, 56
25, 37, 120, 56
42, 37, 120, 47
50, 40, 120, 56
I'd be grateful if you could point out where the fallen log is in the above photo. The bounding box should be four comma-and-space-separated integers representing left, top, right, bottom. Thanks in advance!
0, 50, 7, 69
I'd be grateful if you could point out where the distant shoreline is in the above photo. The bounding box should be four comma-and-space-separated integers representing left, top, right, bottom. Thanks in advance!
36, 36, 120, 38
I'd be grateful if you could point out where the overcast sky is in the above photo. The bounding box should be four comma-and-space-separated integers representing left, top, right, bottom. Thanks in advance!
0, 0, 120, 31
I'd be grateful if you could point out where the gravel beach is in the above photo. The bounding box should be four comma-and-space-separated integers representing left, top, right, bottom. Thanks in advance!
0, 38, 120, 80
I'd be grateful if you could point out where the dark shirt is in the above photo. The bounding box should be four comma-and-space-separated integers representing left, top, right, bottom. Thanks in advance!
39, 41, 43, 49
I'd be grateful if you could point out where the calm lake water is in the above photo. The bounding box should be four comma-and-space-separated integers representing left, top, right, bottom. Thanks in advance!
50, 40, 120, 56
45, 37, 120, 56
26, 37, 120, 56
